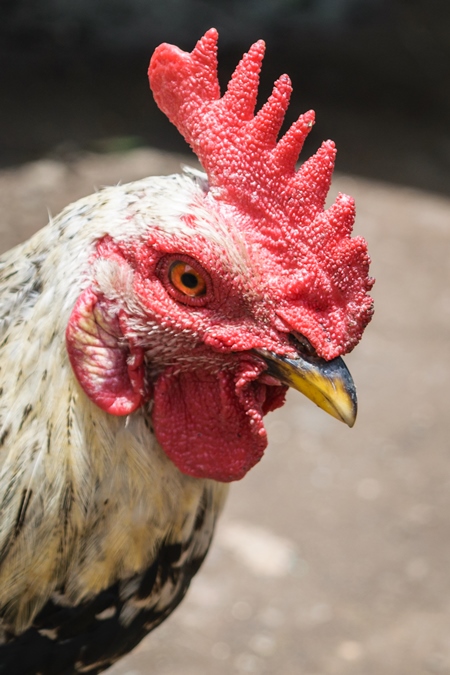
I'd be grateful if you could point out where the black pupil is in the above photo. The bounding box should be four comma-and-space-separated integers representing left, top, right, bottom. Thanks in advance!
180, 272, 198, 289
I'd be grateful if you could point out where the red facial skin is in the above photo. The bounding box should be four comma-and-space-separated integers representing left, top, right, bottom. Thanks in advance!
66, 233, 290, 482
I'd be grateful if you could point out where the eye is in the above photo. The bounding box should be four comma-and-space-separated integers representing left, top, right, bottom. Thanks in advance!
168, 261, 207, 297
158, 255, 211, 306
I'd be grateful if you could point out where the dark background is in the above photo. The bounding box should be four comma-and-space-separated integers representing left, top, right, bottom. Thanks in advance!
0, 0, 449, 195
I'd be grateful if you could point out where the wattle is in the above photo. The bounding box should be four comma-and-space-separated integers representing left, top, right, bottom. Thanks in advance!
151, 360, 287, 482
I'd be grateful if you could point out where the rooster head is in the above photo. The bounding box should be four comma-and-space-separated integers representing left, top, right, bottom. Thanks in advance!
66, 29, 373, 482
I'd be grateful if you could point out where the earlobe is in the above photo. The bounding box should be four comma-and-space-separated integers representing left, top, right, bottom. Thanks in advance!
66, 287, 148, 416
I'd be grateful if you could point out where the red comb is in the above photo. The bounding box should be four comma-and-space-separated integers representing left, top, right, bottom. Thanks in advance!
148, 29, 373, 358
148, 29, 326, 214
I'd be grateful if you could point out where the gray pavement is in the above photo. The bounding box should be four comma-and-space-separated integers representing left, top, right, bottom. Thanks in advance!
1, 149, 449, 674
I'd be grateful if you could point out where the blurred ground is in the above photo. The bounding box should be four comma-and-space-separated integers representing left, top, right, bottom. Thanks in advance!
1, 148, 449, 674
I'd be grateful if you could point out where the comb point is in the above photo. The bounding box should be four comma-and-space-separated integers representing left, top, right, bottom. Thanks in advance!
273, 108, 316, 172
222, 40, 266, 122
249, 74, 292, 150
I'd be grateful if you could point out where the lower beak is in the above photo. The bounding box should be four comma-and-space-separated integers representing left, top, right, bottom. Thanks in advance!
256, 348, 357, 427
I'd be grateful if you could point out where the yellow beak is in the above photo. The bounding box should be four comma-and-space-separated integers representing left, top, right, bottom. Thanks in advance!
256, 348, 357, 427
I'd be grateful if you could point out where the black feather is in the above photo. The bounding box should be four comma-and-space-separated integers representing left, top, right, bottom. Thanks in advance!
0, 495, 215, 674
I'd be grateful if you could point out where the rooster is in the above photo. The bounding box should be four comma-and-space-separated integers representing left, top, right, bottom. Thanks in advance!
0, 28, 373, 674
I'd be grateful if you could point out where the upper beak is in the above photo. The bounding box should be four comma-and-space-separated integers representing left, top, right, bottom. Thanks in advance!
255, 348, 357, 427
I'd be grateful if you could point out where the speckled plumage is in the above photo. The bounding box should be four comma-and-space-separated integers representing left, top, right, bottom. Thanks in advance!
0, 175, 229, 673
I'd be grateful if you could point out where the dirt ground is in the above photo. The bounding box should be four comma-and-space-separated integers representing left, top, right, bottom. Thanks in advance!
1, 148, 449, 675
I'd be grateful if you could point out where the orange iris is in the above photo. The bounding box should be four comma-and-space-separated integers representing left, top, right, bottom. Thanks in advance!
168, 261, 207, 297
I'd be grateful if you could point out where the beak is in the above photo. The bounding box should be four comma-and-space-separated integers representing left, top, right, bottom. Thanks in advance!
255, 348, 357, 427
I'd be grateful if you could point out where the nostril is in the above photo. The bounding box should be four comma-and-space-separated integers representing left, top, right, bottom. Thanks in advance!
289, 331, 318, 357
